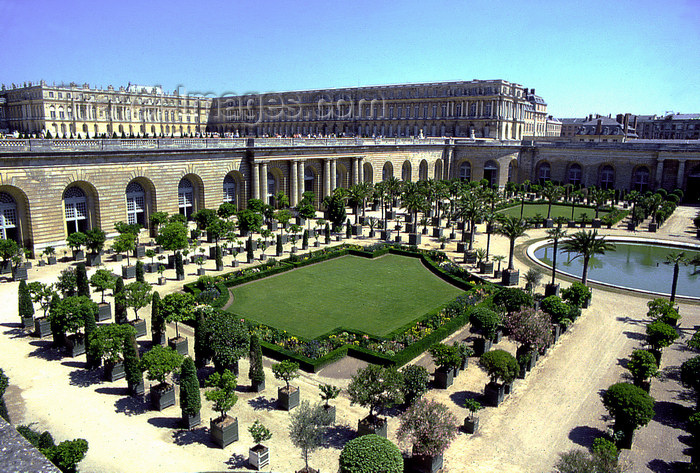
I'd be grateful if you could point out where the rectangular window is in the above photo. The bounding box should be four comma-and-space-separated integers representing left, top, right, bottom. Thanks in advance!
49, 92, 54, 98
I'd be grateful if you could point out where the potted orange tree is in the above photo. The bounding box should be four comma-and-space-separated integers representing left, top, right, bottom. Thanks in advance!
205, 369, 239, 448
140, 345, 183, 410
272, 360, 300, 411
248, 420, 272, 470
348, 364, 403, 438
89, 269, 116, 322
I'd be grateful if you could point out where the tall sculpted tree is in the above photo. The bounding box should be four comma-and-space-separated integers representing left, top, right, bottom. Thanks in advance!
155, 221, 188, 277
561, 230, 616, 286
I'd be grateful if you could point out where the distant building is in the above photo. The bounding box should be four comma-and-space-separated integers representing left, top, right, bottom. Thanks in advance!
558, 114, 636, 142
634, 113, 700, 140
0, 81, 211, 138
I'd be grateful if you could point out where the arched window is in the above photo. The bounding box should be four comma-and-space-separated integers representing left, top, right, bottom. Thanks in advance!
178, 178, 194, 218
402, 162, 411, 182
632, 167, 650, 192
459, 162, 471, 181
382, 162, 393, 181
568, 163, 582, 186
0, 193, 18, 241
64, 186, 88, 234
304, 168, 315, 194
267, 172, 276, 206
484, 160, 498, 188
419, 160, 428, 180
363, 163, 373, 183
125, 181, 146, 226
223, 174, 237, 205
600, 165, 615, 190
538, 162, 551, 184
508, 162, 516, 183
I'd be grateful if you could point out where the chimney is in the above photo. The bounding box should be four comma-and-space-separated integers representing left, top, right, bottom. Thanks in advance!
596, 119, 602, 135
633, 116, 638, 130
623, 113, 630, 133
616, 114, 623, 124
531, 89, 535, 95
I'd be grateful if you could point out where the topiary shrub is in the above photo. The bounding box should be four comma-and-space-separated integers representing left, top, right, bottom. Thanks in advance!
248, 333, 264, 385
601, 382, 655, 447
479, 349, 519, 384
76, 263, 89, 297
179, 356, 201, 417
561, 282, 592, 308
469, 306, 501, 339
18, 279, 34, 321
645, 320, 679, 352
540, 295, 569, 324
339, 434, 403, 473
492, 287, 533, 313
626, 349, 658, 388
400, 364, 430, 406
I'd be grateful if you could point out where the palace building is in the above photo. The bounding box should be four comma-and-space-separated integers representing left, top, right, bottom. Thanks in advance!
0, 79, 698, 255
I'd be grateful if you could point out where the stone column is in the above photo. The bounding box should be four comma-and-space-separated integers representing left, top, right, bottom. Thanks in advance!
260, 161, 268, 203
655, 159, 665, 189
324, 159, 331, 197
251, 162, 260, 200
297, 161, 304, 202
355, 158, 362, 183
677, 160, 686, 189
290, 160, 298, 206
330, 159, 337, 190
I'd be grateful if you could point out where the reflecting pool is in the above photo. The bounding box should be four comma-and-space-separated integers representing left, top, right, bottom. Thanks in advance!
533, 241, 700, 298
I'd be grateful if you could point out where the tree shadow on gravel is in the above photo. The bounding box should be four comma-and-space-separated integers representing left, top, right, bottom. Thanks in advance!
224, 453, 247, 470
27, 340, 63, 361
622, 331, 646, 341
68, 367, 103, 388
449, 390, 484, 408
647, 459, 689, 473
321, 423, 356, 449
652, 400, 693, 430
114, 395, 149, 416
1, 322, 29, 339
173, 426, 212, 446
95, 386, 129, 396
568, 425, 607, 448
148, 416, 180, 429
616, 316, 646, 326
248, 396, 276, 411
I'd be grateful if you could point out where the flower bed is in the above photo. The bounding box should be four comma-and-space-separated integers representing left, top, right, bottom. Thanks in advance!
185, 244, 491, 372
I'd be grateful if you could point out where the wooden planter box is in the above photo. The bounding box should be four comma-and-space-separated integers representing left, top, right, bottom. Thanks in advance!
249, 444, 270, 470
473, 337, 492, 356
250, 379, 265, 393
463, 250, 477, 264
197, 267, 206, 276
86, 252, 102, 267
544, 283, 560, 297
433, 367, 454, 389
432, 227, 444, 238
134, 245, 146, 259
410, 450, 443, 473
357, 415, 387, 438
114, 254, 124, 262
12, 265, 28, 281
169, 336, 188, 356
210, 416, 238, 448
21, 316, 34, 330
97, 302, 111, 322
278, 386, 300, 411
146, 263, 159, 273
182, 410, 201, 430
151, 383, 176, 411
104, 360, 126, 382
122, 265, 136, 280
66, 334, 86, 357
351, 224, 362, 236
464, 416, 479, 434
484, 382, 506, 407
73, 249, 85, 261
129, 378, 145, 397
34, 317, 51, 338
478, 261, 494, 274
408, 233, 421, 245
130, 319, 147, 338
159, 276, 167, 285
380, 230, 392, 241
47, 256, 57, 265
152, 331, 166, 346
501, 269, 520, 286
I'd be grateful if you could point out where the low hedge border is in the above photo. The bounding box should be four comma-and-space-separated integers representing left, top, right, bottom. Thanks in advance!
186, 243, 490, 372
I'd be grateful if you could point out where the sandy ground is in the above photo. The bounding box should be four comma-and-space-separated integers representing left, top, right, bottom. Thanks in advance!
0, 205, 698, 473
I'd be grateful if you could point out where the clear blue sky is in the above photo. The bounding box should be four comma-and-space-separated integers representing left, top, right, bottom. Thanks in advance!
1, 0, 699, 118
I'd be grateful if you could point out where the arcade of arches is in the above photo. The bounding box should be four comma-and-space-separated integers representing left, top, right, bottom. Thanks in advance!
0, 142, 697, 253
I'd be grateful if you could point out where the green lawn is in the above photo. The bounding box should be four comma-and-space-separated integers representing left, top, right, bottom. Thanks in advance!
226, 254, 464, 339
497, 202, 609, 221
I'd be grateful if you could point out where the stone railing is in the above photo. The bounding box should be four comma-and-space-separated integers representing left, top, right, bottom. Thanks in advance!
0, 136, 457, 153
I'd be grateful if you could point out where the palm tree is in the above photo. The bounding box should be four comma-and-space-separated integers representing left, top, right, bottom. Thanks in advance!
495, 215, 530, 271
457, 190, 486, 252
545, 227, 568, 286
346, 184, 366, 225
402, 183, 427, 233
665, 251, 692, 303
561, 230, 616, 286
540, 182, 564, 220
523, 268, 543, 295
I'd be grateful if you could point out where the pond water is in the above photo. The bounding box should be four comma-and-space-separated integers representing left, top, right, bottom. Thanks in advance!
533, 241, 700, 298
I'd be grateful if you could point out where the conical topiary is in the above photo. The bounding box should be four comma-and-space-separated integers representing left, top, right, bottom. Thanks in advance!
18, 280, 34, 321
151, 291, 164, 345
114, 277, 127, 324
179, 356, 201, 417
248, 333, 264, 385
76, 263, 89, 297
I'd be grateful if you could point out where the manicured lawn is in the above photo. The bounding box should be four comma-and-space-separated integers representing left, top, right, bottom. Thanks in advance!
497, 202, 610, 221
226, 254, 464, 339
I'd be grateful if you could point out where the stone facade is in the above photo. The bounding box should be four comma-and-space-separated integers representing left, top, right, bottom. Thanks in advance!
0, 138, 698, 253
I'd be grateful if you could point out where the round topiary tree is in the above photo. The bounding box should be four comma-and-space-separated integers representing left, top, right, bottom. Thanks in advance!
469, 306, 502, 341
492, 287, 533, 313
478, 349, 519, 385
645, 320, 679, 355
400, 364, 430, 406
339, 434, 403, 473
601, 382, 655, 448
626, 349, 659, 390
